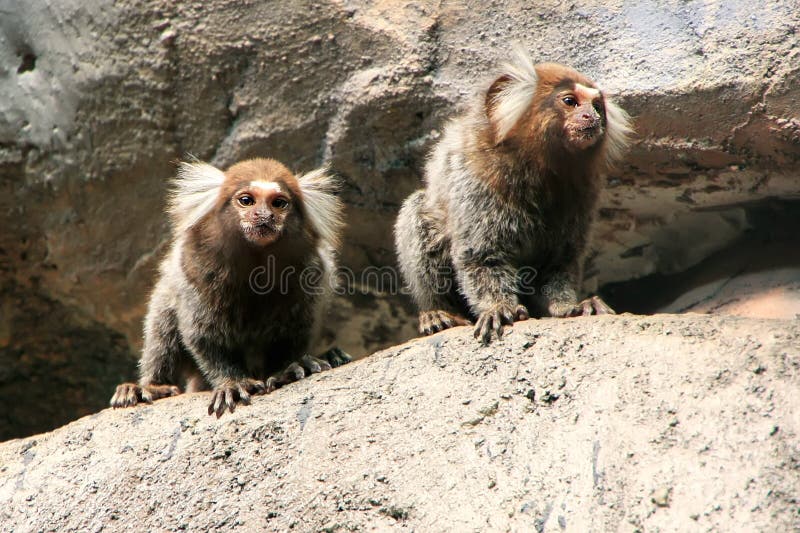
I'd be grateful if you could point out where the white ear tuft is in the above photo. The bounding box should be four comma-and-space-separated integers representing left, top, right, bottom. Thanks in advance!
298, 167, 344, 249
168, 160, 226, 234
488, 45, 539, 143
603, 98, 634, 166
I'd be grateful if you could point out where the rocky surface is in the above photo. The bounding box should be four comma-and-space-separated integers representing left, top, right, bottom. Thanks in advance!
1, 1, 799, 437
1, 314, 798, 532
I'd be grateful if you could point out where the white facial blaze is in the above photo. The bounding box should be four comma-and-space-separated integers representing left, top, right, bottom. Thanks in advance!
249, 181, 282, 193
574, 83, 600, 101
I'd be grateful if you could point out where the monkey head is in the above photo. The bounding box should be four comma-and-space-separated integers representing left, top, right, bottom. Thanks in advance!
222, 160, 303, 247
230, 183, 293, 246
485, 51, 632, 167
168, 157, 343, 253
209, 159, 306, 247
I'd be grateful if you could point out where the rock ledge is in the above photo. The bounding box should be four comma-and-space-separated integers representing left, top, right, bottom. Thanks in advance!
1, 314, 798, 531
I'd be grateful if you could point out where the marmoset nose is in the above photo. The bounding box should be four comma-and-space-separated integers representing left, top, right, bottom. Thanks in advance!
580, 105, 599, 121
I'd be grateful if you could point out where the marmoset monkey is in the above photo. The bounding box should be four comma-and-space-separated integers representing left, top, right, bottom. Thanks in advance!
395, 48, 632, 343
111, 157, 348, 416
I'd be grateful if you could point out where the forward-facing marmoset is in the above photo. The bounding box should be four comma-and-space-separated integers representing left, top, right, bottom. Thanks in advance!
111, 157, 349, 416
395, 48, 632, 343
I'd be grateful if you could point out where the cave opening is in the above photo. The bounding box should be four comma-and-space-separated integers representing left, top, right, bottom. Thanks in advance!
600, 198, 800, 319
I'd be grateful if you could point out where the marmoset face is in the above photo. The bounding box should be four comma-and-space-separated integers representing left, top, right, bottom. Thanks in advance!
220, 159, 304, 247
554, 82, 607, 151
232, 181, 294, 246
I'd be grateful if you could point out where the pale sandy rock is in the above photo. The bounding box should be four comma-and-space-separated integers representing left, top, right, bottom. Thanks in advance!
1, 314, 798, 532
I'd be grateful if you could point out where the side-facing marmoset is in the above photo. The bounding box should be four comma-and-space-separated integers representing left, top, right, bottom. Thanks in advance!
395, 48, 632, 343
111, 157, 348, 416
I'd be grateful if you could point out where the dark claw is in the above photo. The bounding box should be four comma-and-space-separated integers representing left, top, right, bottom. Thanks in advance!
473, 317, 482, 339
290, 363, 305, 381
324, 347, 352, 368
282, 362, 306, 383
224, 389, 235, 416
207, 378, 264, 417
490, 312, 502, 339
209, 391, 221, 417
474, 313, 494, 345
251, 380, 267, 395
265, 376, 279, 393
301, 354, 332, 374
567, 296, 616, 317
592, 296, 615, 315
474, 302, 528, 344
263, 353, 337, 395
438, 312, 453, 329
238, 388, 251, 405
420, 310, 471, 336
484, 319, 494, 342
140, 388, 153, 404
304, 357, 322, 374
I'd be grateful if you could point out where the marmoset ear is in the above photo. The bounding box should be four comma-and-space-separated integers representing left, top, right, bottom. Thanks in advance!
485, 46, 539, 144
298, 167, 344, 249
169, 159, 226, 234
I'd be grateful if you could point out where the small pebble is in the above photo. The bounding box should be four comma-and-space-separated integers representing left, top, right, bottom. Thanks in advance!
651, 486, 671, 507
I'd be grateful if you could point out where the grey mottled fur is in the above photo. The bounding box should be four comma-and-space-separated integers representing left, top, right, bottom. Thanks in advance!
138, 235, 337, 390
396, 118, 586, 319
395, 51, 631, 340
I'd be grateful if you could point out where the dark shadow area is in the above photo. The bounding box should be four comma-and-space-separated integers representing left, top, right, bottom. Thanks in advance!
0, 281, 136, 441
16, 51, 36, 74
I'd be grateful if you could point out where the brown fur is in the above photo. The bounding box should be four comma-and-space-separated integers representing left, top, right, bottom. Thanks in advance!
110, 157, 345, 416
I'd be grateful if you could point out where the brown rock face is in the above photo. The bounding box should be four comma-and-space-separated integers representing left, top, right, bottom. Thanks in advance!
1, 314, 798, 531
1, 1, 799, 437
